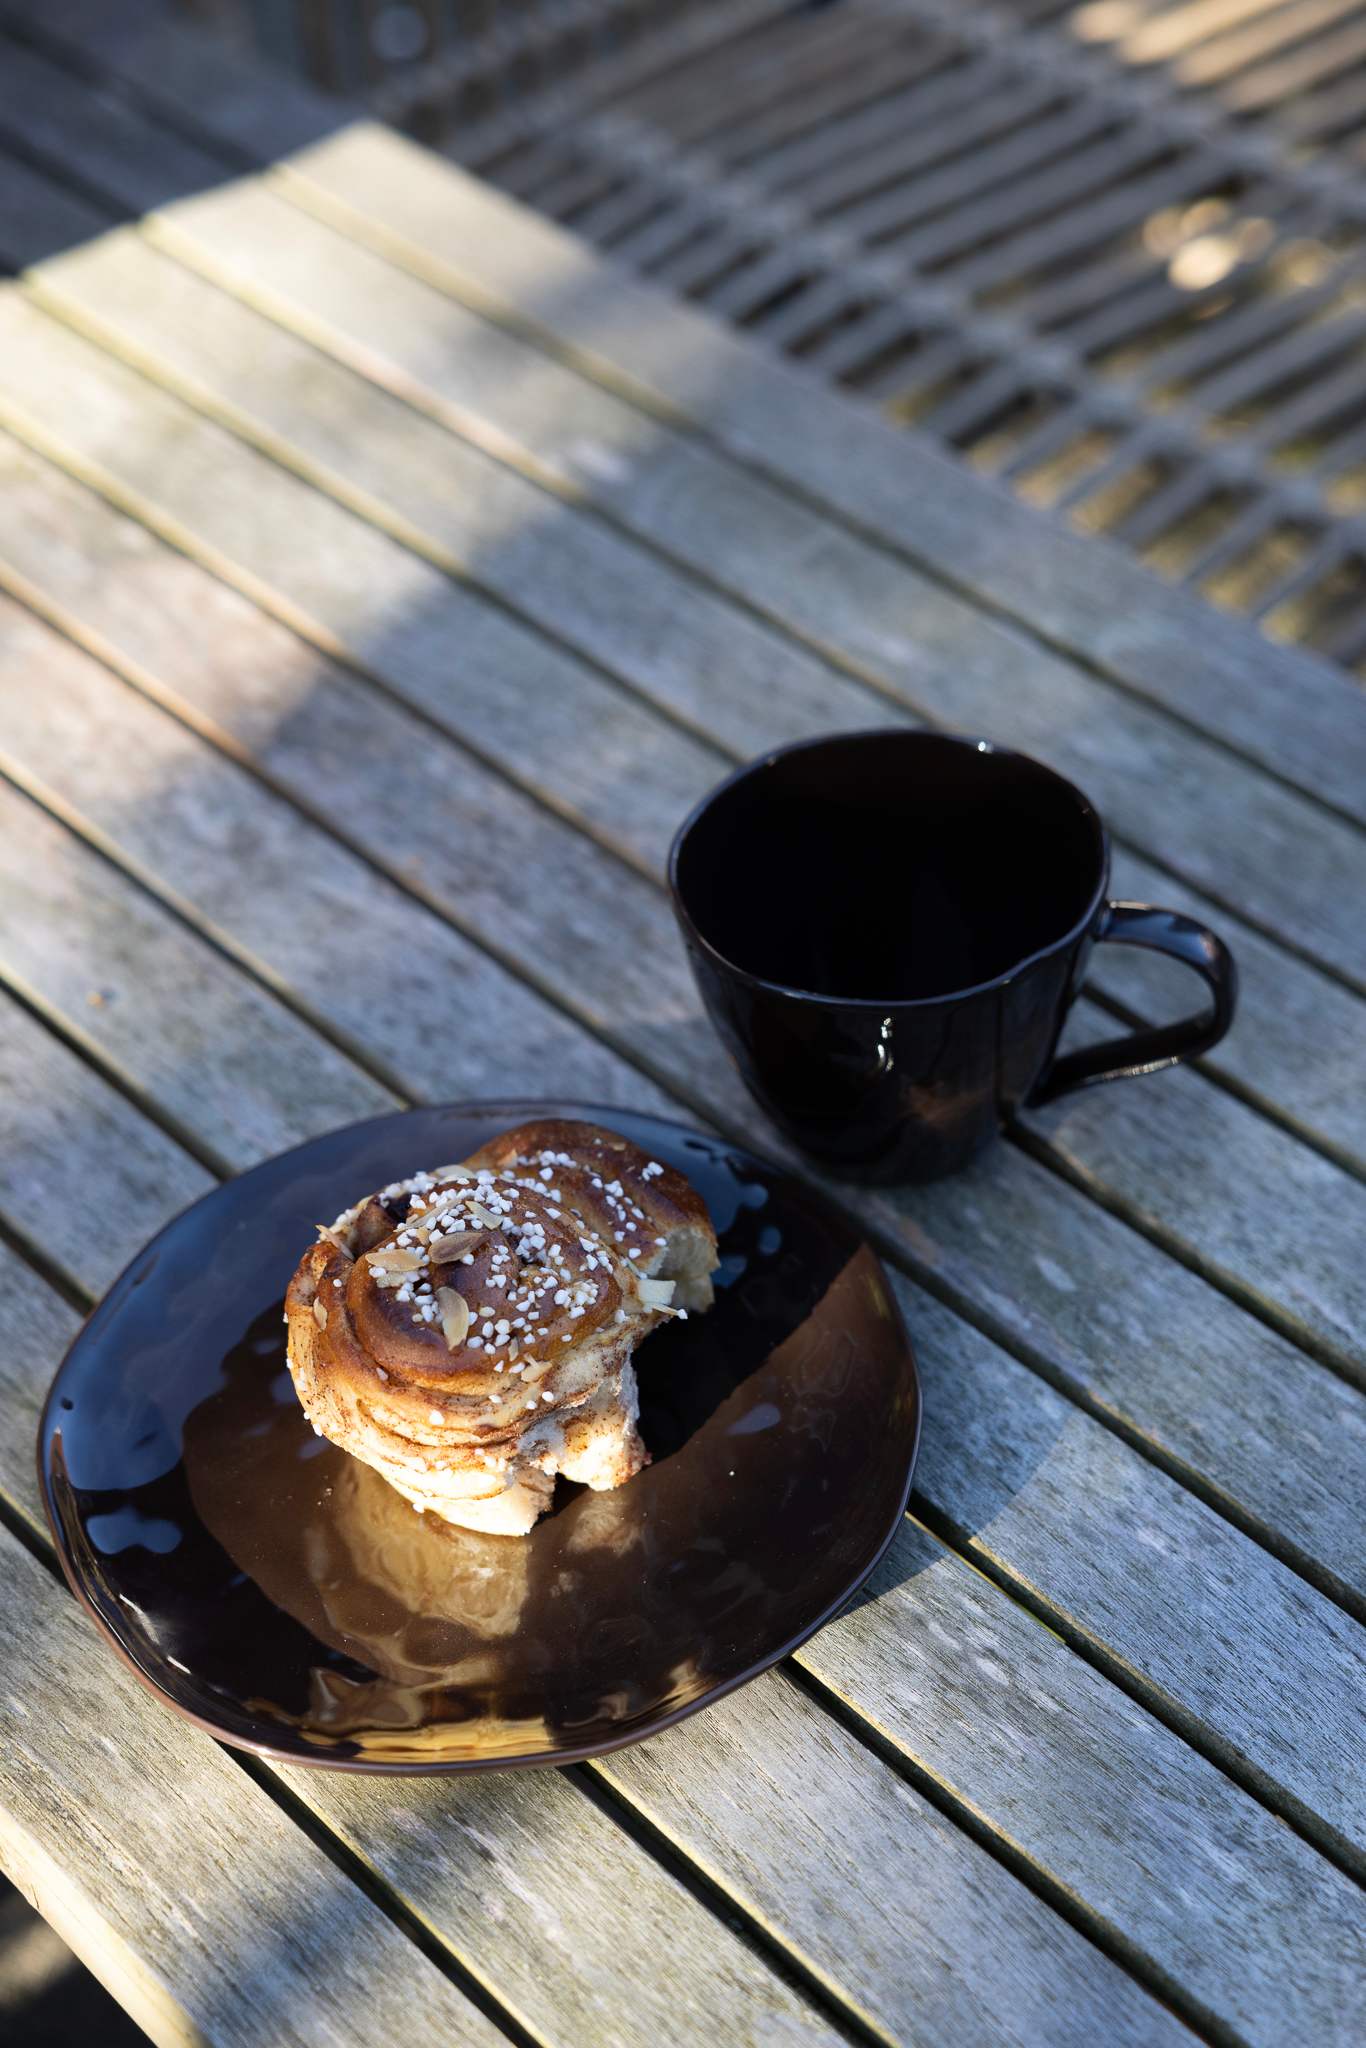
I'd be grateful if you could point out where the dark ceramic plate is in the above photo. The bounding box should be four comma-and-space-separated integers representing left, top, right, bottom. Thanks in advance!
38, 1103, 920, 1773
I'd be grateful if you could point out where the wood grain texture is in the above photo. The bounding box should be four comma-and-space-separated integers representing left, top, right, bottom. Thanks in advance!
0, 984, 212, 1293
0, 1536, 499, 2048
125, 178, 1366, 1163
0, 1237, 1347, 2048
2, 502, 1364, 1876
0, 776, 397, 1170
3, 285, 1364, 1373
0, 102, 1358, 2039
1, 423, 1362, 1611
0, 595, 666, 1124
793, 1524, 1366, 2048
274, 122, 1366, 825
1102, 844, 1366, 1174
0, 1235, 1197, 2048
900, 1285, 1366, 1863
23, 214, 1366, 999
23, 204, 1366, 1182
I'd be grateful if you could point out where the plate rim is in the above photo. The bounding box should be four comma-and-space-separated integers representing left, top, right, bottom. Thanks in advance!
37, 1099, 922, 1775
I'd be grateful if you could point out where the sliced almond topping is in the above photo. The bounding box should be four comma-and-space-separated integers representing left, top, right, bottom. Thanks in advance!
311, 1298, 328, 1330
314, 1224, 354, 1258
637, 1277, 676, 1309
469, 1203, 503, 1231
365, 1245, 422, 1273
428, 1229, 485, 1261
435, 1286, 471, 1350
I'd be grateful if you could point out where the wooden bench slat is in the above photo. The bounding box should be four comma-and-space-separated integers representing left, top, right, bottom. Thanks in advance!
0, 33, 1358, 2042
0, 1274, 848, 2048
0, 1245, 1197, 2048
0, 776, 398, 1170
0, 33, 224, 216
4, 574, 1364, 1884
24, 209, 1366, 999
1094, 843, 1366, 1176
273, 123, 1366, 826
282, 1682, 1196, 2048
0, 607, 661, 1134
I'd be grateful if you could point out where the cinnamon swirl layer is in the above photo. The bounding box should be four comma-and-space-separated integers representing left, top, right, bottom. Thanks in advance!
284, 1120, 717, 1534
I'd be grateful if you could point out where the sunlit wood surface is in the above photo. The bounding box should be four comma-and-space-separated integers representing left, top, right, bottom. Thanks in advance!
0, 4, 1363, 2042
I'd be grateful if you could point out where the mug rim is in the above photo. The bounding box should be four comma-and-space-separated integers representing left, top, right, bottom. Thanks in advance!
667, 728, 1110, 1011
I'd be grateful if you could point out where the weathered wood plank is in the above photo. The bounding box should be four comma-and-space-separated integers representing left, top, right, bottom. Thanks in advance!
1024, 1018, 1366, 1365
281, 1709, 1195, 2048
4, 530, 1365, 1878
0, 279, 846, 880
0, 144, 106, 270
273, 122, 1366, 825
0, 596, 661, 1124
19, 246, 1366, 1367
898, 1286, 1366, 1864
790, 1522, 1366, 2048
0, 776, 397, 1169
0, 1223, 1351, 2048
0, 1533, 500, 2048
120, 180, 1366, 1161
11, 218, 1364, 1185
24, 207, 1366, 996
0, 985, 212, 1293
5, 407, 1359, 1540
34, 225, 881, 790
0, 1298, 843, 2048
1101, 843, 1366, 1174
1, 308, 1362, 1377
0, 1250, 1196, 2048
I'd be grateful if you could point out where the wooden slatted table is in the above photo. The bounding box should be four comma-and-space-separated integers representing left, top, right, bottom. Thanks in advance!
0, 7, 1363, 2044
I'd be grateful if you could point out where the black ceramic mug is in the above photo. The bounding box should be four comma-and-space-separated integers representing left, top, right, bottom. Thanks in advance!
669, 730, 1237, 1183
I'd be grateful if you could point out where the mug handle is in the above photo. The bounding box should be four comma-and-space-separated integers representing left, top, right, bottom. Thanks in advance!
1030, 903, 1237, 1107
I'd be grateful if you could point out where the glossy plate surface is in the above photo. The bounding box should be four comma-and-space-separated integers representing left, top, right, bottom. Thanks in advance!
39, 1103, 921, 1772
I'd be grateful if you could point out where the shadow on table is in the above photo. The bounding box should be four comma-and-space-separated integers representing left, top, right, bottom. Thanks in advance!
0, 1880, 145, 2048
1, 0, 1072, 1769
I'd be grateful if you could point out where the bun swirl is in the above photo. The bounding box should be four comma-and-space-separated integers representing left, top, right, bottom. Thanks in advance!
285, 1122, 717, 1534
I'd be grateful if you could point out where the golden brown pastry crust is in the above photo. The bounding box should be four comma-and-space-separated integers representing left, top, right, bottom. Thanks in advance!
284, 1120, 717, 1534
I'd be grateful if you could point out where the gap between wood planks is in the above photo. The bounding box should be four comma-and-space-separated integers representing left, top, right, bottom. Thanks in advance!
2, 760, 1364, 1904
0, 515, 1362, 1596
5, 182, 1365, 1025
4, 186, 1363, 1089
0, 1264, 1217, 2048
0, 131, 1361, 1173
0, 378, 1361, 1407
232, 1748, 887, 2048
1073, 982, 1366, 1189
0, 838, 1358, 1650
260, 135, 1366, 833
1, 1, 1362, 845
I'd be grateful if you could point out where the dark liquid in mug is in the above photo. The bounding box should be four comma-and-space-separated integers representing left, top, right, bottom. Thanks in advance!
676, 756, 1099, 1001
